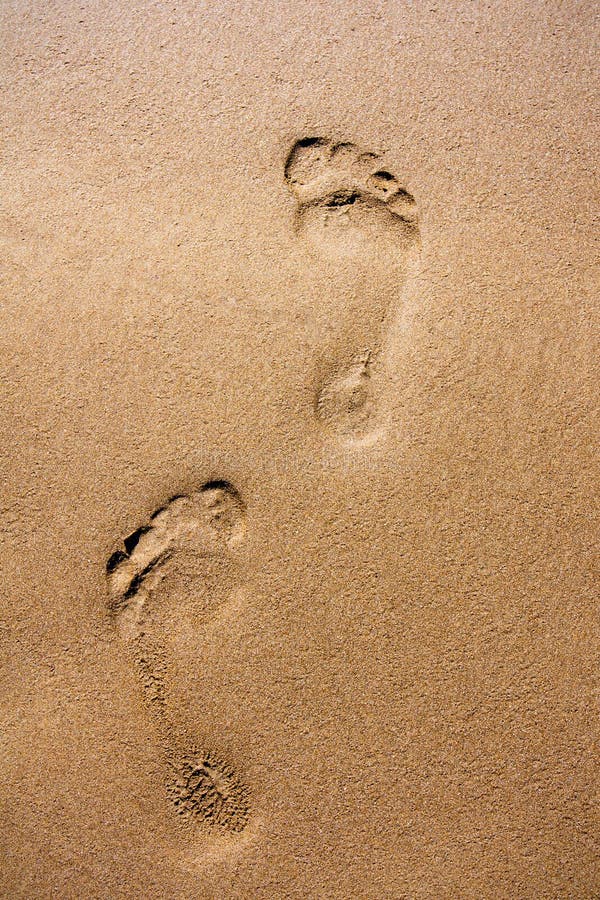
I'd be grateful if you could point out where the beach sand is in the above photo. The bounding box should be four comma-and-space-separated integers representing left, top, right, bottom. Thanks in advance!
1, 1, 598, 897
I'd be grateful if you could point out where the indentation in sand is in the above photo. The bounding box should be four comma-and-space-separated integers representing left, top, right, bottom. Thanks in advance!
285, 136, 418, 259
106, 481, 251, 833
168, 751, 250, 833
107, 482, 245, 637
285, 136, 421, 443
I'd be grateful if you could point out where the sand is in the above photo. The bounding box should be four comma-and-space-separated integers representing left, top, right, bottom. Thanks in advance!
1, 1, 598, 897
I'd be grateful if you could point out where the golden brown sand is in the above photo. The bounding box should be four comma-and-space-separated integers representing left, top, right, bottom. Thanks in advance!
1, 1, 598, 897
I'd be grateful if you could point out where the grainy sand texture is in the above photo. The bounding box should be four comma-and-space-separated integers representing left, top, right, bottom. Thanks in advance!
1, 1, 599, 897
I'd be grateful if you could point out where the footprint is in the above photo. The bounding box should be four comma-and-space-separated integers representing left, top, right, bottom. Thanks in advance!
107, 482, 246, 639
285, 137, 419, 260
285, 137, 421, 441
106, 481, 250, 832
315, 349, 376, 438
168, 750, 250, 833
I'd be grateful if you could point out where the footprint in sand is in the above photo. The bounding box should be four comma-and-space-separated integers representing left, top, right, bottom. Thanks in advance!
285, 137, 421, 442
106, 482, 250, 833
